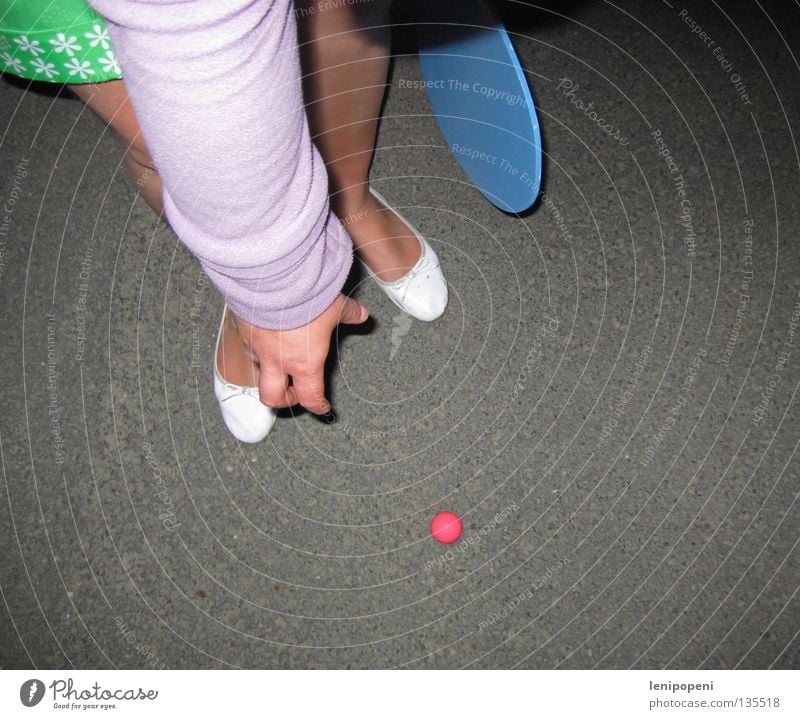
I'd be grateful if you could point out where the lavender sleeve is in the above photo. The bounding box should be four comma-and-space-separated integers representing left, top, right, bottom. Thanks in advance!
87, 0, 353, 330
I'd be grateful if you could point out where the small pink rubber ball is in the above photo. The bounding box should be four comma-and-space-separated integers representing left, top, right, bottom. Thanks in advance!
430, 511, 463, 544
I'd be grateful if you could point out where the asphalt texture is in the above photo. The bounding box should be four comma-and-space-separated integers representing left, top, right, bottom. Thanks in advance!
1, 0, 799, 669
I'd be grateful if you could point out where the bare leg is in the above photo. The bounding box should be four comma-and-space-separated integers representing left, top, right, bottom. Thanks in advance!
216, 309, 260, 387
70, 79, 258, 387
296, 0, 422, 282
69, 80, 163, 215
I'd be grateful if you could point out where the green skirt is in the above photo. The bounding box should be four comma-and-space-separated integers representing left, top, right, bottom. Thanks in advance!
0, 0, 122, 83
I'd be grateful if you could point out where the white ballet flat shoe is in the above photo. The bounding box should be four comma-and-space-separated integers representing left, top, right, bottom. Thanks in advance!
212, 306, 276, 443
360, 187, 448, 322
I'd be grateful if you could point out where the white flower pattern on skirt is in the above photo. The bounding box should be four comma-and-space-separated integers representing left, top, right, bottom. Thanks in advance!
85, 24, 110, 50
14, 35, 44, 56
0, 24, 123, 83
30, 57, 59, 79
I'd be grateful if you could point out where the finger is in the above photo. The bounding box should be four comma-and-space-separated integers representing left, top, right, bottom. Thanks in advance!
258, 364, 297, 409
291, 369, 330, 416
337, 296, 369, 325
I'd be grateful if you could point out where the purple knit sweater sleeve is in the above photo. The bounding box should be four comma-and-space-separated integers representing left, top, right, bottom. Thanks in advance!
87, 0, 353, 330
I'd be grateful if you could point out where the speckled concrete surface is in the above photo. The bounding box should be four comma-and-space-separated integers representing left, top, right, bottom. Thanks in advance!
1, 0, 798, 669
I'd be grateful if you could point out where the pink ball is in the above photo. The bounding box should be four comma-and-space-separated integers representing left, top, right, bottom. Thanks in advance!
430, 511, 463, 544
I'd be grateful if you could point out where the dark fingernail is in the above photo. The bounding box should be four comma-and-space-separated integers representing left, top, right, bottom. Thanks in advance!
322, 410, 336, 424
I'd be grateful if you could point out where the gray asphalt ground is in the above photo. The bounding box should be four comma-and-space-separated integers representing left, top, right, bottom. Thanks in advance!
1, 0, 799, 670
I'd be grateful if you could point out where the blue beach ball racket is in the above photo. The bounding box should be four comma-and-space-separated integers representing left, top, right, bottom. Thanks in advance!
417, 0, 542, 212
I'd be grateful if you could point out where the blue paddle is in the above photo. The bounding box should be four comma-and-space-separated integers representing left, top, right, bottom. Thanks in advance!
417, 0, 542, 212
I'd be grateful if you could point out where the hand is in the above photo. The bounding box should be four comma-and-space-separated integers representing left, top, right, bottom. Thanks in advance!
232, 294, 369, 416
